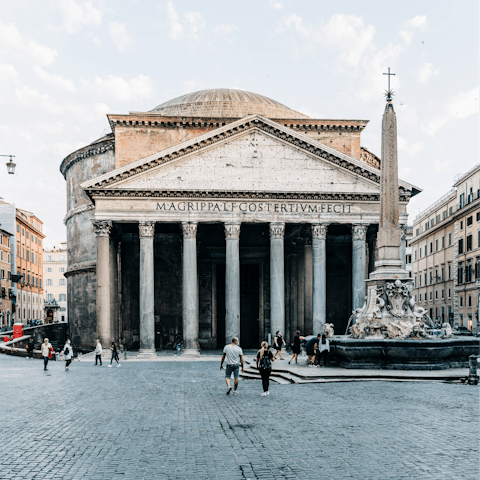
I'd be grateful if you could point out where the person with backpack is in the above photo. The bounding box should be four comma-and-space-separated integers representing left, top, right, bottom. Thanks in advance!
108, 342, 121, 367
256, 341, 274, 396
61, 339, 73, 371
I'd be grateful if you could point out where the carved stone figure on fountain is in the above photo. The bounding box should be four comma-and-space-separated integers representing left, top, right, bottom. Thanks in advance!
323, 323, 334, 338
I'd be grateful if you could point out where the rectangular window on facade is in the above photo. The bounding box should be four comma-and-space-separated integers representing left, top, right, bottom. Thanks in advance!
419, 293, 422, 302
430, 291, 432, 300
441, 290, 444, 299
430, 271, 433, 284
416, 228, 419, 236
467, 216, 473, 226
467, 234, 472, 252
414, 250, 417, 260
460, 296, 463, 307
26, 231, 29, 239
59, 267, 65, 273
424, 273, 427, 285
16, 225, 19, 232
460, 220, 464, 230
468, 295, 472, 307
47, 267, 51, 272
435, 239, 438, 251
430, 242, 433, 253
47, 255, 51, 261
443, 210, 447, 220
419, 276, 422, 286
458, 264, 464, 284
39, 239, 41, 246
441, 267, 444, 280
477, 211, 480, 222
459, 238, 464, 254
449, 233, 452, 246
59, 294, 66, 302
424, 245, 427, 256
449, 206, 453, 215
46, 279, 52, 286
436, 214, 440, 224
442, 236, 445, 249
40, 279, 42, 288
26, 251, 29, 262
448, 288, 451, 298
415, 277, 417, 287
22, 228, 24, 235
59, 278, 66, 286
435, 290, 438, 299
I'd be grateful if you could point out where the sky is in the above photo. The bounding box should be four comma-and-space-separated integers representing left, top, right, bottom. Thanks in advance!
0, 0, 478, 248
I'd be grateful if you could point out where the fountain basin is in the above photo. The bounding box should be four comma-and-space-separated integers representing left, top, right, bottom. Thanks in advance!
329, 336, 480, 370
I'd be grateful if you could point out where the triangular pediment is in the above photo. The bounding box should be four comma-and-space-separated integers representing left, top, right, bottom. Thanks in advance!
82, 114, 418, 199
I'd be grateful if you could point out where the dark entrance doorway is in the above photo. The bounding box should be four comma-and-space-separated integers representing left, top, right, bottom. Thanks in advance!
215, 262, 260, 349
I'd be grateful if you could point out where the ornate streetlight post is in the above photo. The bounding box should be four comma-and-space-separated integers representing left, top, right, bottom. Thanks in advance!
0, 155, 16, 174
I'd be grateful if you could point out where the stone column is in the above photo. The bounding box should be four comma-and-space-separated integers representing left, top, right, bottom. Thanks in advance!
224, 223, 241, 346
304, 234, 313, 335
289, 243, 298, 337
138, 221, 156, 358
312, 224, 327, 335
93, 220, 112, 348
352, 224, 368, 311
270, 223, 285, 340
296, 238, 305, 334
182, 222, 200, 356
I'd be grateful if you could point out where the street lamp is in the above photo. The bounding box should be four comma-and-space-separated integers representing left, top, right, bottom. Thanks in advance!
0, 155, 16, 174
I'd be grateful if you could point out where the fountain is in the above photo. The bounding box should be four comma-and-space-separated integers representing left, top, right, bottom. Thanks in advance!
329, 75, 479, 369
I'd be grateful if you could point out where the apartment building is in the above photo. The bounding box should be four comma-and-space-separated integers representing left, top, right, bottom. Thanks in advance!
411, 165, 480, 332
15, 208, 45, 323
0, 227, 13, 329
44, 242, 68, 323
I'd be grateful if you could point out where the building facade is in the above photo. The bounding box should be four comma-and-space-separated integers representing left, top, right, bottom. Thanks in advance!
15, 209, 45, 324
61, 89, 419, 352
411, 165, 480, 331
0, 227, 13, 329
43, 242, 68, 323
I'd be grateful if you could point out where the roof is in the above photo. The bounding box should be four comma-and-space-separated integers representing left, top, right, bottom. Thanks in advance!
148, 88, 310, 119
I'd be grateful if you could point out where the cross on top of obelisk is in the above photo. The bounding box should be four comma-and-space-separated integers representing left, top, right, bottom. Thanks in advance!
383, 67, 395, 102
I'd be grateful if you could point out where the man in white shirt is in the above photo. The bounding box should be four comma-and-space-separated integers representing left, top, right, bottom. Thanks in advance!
94, 339, 103, 366
220, 337, 244, 395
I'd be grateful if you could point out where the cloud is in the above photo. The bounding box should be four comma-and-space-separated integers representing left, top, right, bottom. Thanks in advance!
296, 106, 323, 118
396, 104, 418, 128
165, 2, 205, 45
432, 160, 451, 172
33, 66, 76, 92
212, 24, 238, 44
0, 64, 19, 87
398, 136, 424, 156
416, 62, 439, 84
86, 32, 102, 47
399, 15, 427, 44
423, 87, 479, 135
269, 0, 283, 8
58, 0, 102, 34
37, 121, 64, 135
0, 22, 57, 67
85, 74, 154, 102
108, 21, 134, 53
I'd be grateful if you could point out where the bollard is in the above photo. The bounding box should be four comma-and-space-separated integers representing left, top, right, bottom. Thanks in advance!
468, 355, 478, 385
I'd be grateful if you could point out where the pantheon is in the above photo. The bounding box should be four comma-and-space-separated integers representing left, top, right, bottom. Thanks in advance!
61, 89, 420, 355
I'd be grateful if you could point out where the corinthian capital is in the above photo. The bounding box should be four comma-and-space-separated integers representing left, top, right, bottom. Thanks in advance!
92, 220, 112, 237
352, 224, 368, 241
224, 223, 241, 240
269, 223, 285, 239
312, 224, 328, 240
139, 221, 155, 238
181, 222, 198, 239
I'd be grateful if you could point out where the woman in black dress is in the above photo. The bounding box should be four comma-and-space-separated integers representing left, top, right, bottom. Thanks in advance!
288, 330, 304, 365
256, 341, 274, 396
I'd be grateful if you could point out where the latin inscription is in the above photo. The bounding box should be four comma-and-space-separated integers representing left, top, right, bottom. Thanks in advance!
156, 201, 352, 214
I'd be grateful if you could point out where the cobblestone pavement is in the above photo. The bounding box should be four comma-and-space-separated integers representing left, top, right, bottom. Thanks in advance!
0, 355, 478, 480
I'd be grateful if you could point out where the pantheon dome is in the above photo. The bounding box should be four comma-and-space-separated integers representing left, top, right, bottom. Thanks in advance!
148, 88, 310, 119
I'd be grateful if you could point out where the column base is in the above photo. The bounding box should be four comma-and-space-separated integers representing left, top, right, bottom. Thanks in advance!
181, 347, 201, 357
137, 349, 157, 359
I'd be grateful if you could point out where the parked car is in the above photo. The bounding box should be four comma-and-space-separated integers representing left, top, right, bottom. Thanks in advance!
452, 326, 473, 337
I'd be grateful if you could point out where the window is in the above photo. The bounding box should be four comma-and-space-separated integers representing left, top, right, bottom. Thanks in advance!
443, 210, 447, 220
414, 250, 417, 260
477, 212, 480, 222
60, 255, 65, 261
424, 245, 427, 256
46, 279, 52, 286
429, 291, 432, 300
22, 228, 24, 235
59, 294, 66, 302
478, 230, 480, 248
26, 251, 29, 261
0, 269, 4, 279
419, 248, 422, 259
7, 253, 10, 263
442, 236, 445, 249
40, 279, 42, 288
39, 240, 41, 246
416, 228, 419, 236
47, 255, 51, 261
460, 193, 465, 209
468, 295, 472, 307
467, 234, 472, 252
26, 231, 29, 239
424, 273, 427, 285
59, 267, 65, 273
59, 278, 66, 286
460, 220, 464, 230
35, 237, 37, 244
16, 244, 19, 256
425, 222, 429, 230
466, 261, 473, 282
441, 267, 444, 281
435, 239, 438, 251
430, 271, 433, 284
0, 251, 2, 261
459, 238, 464, 254
47, 267, 52, 273
460, 296, 463, 307
430, 242, 433, 253
414, 277, 417, 287
435, 290, 438, 300
448, 233, 452, 246
448, 288, 451, 299
458, 263, 464, 284
419, 293, 422, 302
449, 206, 453, 215
27, 274, 30, 284
441, 290, 444, 299
16, 224, 19, 232
46, 293, 53, 303
436, 214, 440, 224
467, 216, 473, 226
419, 275, 422, 286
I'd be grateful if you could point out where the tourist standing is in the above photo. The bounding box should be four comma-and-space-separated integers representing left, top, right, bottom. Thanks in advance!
26, 338, 35, 359
305, 334, 321, 367
288, 330, 304, 365
41, 338, 53, 371
61, 339, 73, 371
94, 339, 103, 366
256, 341, 274, 396
108, 342, 121, 367
220, 337, 244, 395
316, 334, 330, 367
273, 331, 285, 360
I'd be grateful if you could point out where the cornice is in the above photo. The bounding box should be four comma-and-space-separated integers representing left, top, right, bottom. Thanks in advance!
64, 260, 96, 277
60, 139, 114, 178
63, 204, 95, 225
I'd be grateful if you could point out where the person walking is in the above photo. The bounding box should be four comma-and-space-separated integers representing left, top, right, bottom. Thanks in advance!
288, 330, 304, 365
305, 334, 321, 367
316, 334, 330, 367
40, 338, 53, 371
273, 331, 286, 360
108, 342, 121, 367
26, 338, 35, 359
61, 340, 73, 371
94, 339, 103, 366
220, 337, 244, 395
256, 341, 274, 396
